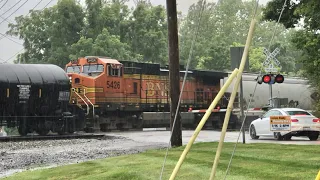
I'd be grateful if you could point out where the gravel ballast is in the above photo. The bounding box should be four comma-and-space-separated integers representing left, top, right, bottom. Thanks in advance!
0, 135, 167, 178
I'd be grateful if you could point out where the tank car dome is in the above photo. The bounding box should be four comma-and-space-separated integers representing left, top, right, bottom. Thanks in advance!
0, 64, 69, 85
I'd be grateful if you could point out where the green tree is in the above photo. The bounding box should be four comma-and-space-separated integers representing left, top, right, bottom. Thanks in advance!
127, 1, 168, 64
83, 0, 104, 39
69, 28, 143, 61
7, 0, 84, 67
262, 0, 320, 112
179, 0, 300, 73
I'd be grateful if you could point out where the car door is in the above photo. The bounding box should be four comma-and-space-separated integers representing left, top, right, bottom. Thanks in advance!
258, 110, 282, 136
254, 110, 272, 135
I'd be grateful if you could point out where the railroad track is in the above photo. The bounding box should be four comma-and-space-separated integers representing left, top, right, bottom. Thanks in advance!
0, 133, 107, 142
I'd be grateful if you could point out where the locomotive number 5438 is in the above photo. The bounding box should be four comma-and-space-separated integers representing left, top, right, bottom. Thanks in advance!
107, 81, 120, 89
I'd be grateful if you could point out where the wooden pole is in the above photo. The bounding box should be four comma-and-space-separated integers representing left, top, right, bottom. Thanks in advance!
209, 18, 257, 180
169, 68, 239, 180
166, 0, 182, 147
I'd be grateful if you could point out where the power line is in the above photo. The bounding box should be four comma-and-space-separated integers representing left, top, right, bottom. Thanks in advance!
1, 0, 54, 64
0, 0, 29, 44
0, 47, 24, 64
0, 0, 46, 43
41, 0, 54, 11
0, 31, 23, 45
0, 0, 29, 25
0, 0, 8, 10
0, 0, 24, 16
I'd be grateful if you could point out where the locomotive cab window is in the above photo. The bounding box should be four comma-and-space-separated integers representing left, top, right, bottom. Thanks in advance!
66, 65, 81, 73
83, 64, 104, 77
108, 64, 123, 77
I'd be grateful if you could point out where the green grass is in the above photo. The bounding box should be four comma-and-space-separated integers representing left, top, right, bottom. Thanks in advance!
2, 142, 320, 180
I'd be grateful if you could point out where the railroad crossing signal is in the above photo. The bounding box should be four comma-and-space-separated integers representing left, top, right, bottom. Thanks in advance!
255, 47, 284, 84
263, 47, 281, 73
256, 73, 284, 84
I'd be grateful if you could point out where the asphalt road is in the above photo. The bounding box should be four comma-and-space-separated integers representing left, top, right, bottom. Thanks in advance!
105, 129, 320, 145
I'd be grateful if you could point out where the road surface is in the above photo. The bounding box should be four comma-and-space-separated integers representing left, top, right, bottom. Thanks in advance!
106, 129, 320, 145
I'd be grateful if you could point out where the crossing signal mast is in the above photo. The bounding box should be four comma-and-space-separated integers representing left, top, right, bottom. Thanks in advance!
256, 47, 284, 108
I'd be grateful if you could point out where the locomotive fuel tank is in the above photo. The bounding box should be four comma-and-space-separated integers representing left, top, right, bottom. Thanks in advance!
0, 64, 74, 135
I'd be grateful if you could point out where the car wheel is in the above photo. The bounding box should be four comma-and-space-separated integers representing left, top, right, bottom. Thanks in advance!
250, 125, 259, 139
308, 132, 319, 141
274, 132, 283, 140
283, 134, 292, 141
309, 136, 318, 141
308, 135, 319, 141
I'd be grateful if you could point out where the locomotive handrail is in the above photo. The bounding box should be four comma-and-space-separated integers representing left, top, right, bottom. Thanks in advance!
73, 90, 90, 116
83, 89, 95, 118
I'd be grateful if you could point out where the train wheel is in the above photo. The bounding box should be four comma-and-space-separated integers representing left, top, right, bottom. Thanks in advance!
133, 113, 143, 129
67, 120, 75, 134
18, 120, 28, 136
84, 127, 94, 133
37, 128, 49, 136
18, 126, 28, 136
55, 121, 66, 135
116, 123, 129, 131
36, 121, 50, 136
100, 123, 111, 132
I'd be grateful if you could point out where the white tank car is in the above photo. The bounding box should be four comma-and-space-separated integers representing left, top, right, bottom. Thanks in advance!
221, 72, 315, 110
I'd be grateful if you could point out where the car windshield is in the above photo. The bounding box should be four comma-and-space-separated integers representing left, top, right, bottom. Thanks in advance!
284, 110, 311, 116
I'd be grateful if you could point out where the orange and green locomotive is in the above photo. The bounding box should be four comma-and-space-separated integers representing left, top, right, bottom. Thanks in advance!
65, 56, 237, 132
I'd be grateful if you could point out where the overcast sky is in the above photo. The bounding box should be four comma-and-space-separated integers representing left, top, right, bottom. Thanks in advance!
0, 0, 271, 64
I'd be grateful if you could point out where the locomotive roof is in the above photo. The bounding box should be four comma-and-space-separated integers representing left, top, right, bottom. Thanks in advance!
0, 64, 69, 85
192, 69, 228, 79
98, 58, 121, 64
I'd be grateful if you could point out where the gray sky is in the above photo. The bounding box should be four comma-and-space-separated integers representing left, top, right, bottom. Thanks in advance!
0, 0, 271, 64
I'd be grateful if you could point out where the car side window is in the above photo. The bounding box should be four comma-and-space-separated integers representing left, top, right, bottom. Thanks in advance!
262, 111, 274, 118
263, 110, 282, 118
273, 110, 282, 115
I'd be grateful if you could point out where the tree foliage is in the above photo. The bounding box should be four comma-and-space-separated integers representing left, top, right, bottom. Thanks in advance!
7, 0, 167, 66
178, 0, 300, 74
6, 0, 301, 75
262, 0, 320, 112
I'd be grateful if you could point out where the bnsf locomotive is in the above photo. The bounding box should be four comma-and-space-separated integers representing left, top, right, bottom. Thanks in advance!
0, 56, 238, 136
66, 56, 236, 132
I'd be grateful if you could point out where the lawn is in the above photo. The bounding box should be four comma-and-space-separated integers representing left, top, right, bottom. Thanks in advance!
2, 142, 320, 180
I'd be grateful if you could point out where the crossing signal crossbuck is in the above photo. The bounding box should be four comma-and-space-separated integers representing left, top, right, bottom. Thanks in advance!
256, 74, 284, 84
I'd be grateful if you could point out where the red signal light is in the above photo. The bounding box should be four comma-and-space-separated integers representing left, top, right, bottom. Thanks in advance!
262, 75, 271, 83
275, 74, 284, 83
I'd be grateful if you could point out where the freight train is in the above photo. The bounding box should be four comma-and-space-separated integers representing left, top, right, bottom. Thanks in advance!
0, 56, 315, 136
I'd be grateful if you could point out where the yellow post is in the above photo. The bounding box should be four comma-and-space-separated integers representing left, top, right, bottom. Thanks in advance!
209, 18, 257, 180
315, 170, 320, 180
169, 68, 239, 180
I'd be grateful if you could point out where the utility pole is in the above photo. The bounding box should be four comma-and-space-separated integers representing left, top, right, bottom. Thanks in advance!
166, 0, 182, 147
239, 78, 245, 144
230, 47, 249, 144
